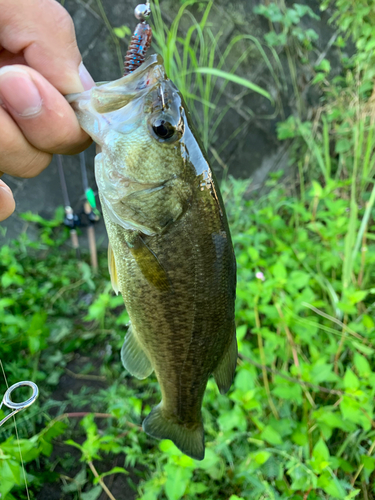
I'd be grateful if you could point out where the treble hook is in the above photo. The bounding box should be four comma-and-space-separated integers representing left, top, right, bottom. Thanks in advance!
0, 381, 39, 427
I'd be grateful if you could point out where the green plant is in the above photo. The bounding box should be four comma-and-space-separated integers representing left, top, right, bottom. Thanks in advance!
2, 166, 375, 499
254, 3, 319, 51
254, 1, 320, 118
322, 0, 375, 82
111, 0, 276, 153
4, 1, 375, 499
0, 419, 67, 499
151, 0, 274, 151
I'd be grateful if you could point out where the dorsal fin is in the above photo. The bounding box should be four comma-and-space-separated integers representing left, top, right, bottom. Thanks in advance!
108, 242, 119, 295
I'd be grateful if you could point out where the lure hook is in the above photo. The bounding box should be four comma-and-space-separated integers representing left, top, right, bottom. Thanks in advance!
0, 381, 39, 428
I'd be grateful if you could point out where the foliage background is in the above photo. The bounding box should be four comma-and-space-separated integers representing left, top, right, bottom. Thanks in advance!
2, 0, 375, 499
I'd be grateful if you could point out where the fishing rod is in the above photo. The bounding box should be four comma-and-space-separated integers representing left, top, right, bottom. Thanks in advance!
79, 151, 100, 271
57, 154, 81, 258
0, 381, 39, 427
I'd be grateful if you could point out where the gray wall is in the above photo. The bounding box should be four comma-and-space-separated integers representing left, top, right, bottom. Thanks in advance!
0, 0, 340, 245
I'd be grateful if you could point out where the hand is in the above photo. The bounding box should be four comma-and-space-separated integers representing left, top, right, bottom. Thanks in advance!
0, 0, 95, 221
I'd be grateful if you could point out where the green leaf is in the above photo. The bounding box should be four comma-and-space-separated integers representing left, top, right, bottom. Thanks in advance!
272, 378, 303, 403
336, 139, 352, 154
287, 462, 317, 491
93, 467, 128, 485
194, 68, 273, 102
340, 396, 371, 430
351, 340, 374, 356
197, 449, 223, 479
343, 368, 360, 391
344, 490, 361, 499
289, 270, 310, 289
277, 116, 298, 139
260, 426, 283, 445
346, 290, 368, 304
317, 470, 346, 499
159, 440, 181, 456
361, 455, 375, 472
164, 464, 193, 500
315, 58, 331, 73
113, 25, 131, 39
218, 405, 247, 432
311, 181, 323, 198
354, 353, 371, 378
188, 482, 208, 494
312, 72, 326, 84
362, 315, 375, 330
81, 485, 102, 500
252, 451, 271, 465
310, 439, 330, 473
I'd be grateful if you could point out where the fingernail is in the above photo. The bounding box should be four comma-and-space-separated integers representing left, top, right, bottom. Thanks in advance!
0, 66, 42, 118
79, 62, 95, 91
0, 180, 12, 194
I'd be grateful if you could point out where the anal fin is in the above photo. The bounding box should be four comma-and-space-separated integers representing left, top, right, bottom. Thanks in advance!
213, 330, 238, 395
121, 324, 153, 379
143, 403, 205, 460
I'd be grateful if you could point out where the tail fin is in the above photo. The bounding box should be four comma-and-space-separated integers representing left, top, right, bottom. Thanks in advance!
143, 404, 205, 460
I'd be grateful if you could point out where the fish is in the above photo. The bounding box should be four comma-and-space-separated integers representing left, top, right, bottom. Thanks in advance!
67, 54, 237, 460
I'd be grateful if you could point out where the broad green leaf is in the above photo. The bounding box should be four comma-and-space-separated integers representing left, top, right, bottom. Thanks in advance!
218, 405, 247, 432
343, 369, 360, 391
252, 451, 271, 465
340, 396, 371, 430
310, 439, 330, 473
164, 464, 193, 500
317, 470, 346, 499
260, 426, 283, 446
81, 485, 102, 500
354, 353, 371, 378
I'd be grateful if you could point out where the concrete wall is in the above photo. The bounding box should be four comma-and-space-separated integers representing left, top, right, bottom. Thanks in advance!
0, 0, 340, 245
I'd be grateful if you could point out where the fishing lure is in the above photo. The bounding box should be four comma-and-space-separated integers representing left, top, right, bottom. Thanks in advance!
124, 2, 152, 75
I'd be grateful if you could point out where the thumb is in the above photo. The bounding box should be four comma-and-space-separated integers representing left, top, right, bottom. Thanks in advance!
0, 0, 94, 94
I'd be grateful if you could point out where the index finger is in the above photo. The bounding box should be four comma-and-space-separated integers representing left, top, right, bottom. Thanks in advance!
0, 0, 91, 94
0, 179, 15, 221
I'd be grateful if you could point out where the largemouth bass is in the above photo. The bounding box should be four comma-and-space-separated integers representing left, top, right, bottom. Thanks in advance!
67, 55, 237, 460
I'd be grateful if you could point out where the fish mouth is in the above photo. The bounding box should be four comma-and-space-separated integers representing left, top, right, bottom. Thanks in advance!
66, 54, 167, 112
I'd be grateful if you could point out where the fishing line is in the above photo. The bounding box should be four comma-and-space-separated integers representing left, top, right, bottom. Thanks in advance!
57, 154, 81, 257
0, 359, 31, 500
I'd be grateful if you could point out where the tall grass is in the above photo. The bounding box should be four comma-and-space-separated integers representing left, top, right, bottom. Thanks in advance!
279, 82, 375, 323
151, 0, 277, 152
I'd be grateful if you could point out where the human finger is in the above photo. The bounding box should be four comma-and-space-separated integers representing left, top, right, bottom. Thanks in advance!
0, 65, 92, 156
0, 179, 15, 221
0, 104, 52, 178
0, 0, 94, 94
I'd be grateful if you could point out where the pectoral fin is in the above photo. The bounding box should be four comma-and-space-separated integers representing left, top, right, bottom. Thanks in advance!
213, 330, 238, 395
127, 234, 171, 292
121, 324, 154, 379
108, 243, 119, 295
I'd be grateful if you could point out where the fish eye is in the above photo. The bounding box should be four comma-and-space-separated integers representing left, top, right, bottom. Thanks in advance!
152, 119, 175, 140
